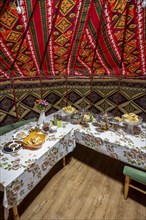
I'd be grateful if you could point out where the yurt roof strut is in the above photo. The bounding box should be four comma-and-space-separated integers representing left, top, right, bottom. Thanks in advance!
120, 0, 130, 72
91, 0, 106, 75
0, 0, 9, 17
10, 0, 40, 73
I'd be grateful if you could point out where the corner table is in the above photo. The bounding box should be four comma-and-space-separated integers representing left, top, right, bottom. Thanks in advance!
0, 112, 145, 220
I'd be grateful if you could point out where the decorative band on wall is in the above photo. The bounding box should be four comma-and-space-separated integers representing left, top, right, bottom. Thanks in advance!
0, 78, 145, 126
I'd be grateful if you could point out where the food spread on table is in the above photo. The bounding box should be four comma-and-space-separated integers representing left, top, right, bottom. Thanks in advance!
1, 111, 144, 153
1, 110, 145, 215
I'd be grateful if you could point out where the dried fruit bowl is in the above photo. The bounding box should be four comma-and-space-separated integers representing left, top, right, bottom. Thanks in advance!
23, 132, 46, 149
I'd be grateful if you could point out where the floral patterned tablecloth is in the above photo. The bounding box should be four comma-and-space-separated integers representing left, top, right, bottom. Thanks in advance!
0, 112, 146, 218
0, 113, 75, 216
74, 122, 146, 170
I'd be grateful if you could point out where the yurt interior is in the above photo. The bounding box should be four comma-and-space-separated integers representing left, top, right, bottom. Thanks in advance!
0, 0, 146, 220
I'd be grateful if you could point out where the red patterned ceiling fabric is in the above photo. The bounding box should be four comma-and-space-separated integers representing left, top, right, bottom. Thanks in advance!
0, 0, 145, 79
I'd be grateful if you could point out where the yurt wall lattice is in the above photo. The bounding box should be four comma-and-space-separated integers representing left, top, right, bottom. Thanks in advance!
0, 78, 145, 126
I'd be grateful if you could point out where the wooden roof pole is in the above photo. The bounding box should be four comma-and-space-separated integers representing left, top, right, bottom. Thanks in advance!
120, 1, 130, 70
10, 0, 40, 72
0, 0, 9, 18
39, 0, 64, 72
65, 0, 88, 76
89, 0, 107, 112
115, 2, 130, 116
10, 76, 19, 121
90, 0, 107, 76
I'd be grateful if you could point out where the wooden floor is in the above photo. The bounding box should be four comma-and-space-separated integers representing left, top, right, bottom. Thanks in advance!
1, 144, 146, 220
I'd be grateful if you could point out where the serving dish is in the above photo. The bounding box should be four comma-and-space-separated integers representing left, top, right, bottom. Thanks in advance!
142, 122, 146, 128
49, 125, 57, 133
62, 106, 76, 115
80, 120, 89, 127
2, 141, 23, 154
82, 112, 93, 122
95, 123, 112, 132
23, 132, 46, 149
122, 113, 142, 126
113, 116, 122, 123
98, 112, 113, 120
95, 127, 105, 132
92, 122, 100, 127
71, 113, 82, 124
122, 113, 142, 135
13, 130, 28, 139
110, 118, 121, 125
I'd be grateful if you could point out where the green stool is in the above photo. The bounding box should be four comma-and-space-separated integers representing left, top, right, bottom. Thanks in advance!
123, 166, 146, 199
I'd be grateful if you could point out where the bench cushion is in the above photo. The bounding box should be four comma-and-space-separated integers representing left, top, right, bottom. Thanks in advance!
11, 118, 36, 129
123, 166, 146, 184
0, 125, 13, 136
0, 118, 36, 136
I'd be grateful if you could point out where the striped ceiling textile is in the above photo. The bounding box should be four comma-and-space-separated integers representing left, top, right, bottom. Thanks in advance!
0, 0, 145, 79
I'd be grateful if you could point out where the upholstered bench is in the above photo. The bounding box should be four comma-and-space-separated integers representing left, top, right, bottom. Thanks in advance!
0, 118, 36, 136
123, 166, 146, 199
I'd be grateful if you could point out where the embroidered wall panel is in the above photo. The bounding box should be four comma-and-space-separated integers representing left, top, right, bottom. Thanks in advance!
0, 79, 145, 125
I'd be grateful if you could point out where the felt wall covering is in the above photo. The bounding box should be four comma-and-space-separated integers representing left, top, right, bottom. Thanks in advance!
0, 0, 145, 79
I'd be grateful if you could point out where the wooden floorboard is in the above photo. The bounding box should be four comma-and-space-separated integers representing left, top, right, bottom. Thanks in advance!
1, 144, 146, 220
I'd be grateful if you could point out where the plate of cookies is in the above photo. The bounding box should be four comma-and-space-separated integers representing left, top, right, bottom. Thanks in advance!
122, 113, 142, 126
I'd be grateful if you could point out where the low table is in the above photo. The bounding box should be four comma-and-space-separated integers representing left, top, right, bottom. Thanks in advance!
0, 112, 145, 220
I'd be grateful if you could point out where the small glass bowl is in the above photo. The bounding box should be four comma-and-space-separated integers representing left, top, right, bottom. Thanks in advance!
122, 115, 142, 126
122, 115, 142, 135
42, 123, 50, 132
49, 125, 57, 133
82, 112, 92, 122
99, 112, 113, 121
71, 113, 82, 124
110, 118, 121, 125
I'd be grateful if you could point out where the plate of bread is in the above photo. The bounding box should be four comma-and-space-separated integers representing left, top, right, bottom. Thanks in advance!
122, 113, 142, 126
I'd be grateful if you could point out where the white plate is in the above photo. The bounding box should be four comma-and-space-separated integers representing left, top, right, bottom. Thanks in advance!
3, 141, 23, 154
142, 122, 146, 128
49, 125, 57, 133
13, 130, 28, 139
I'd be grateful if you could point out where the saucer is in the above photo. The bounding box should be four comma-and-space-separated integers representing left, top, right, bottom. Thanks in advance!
13, 130, 28, 139
49, 126, 57, 133
3, 141, 23, 154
